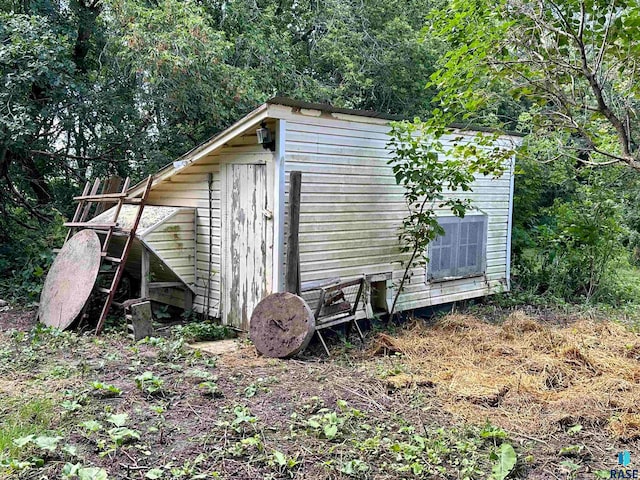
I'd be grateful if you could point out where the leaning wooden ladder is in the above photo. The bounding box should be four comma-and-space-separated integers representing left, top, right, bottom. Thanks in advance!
63, 175, 153, 334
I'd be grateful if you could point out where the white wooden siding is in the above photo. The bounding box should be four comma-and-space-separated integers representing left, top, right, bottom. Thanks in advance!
146, 131, 273, 318
139, 102, 515, 324
142, 210, 196, 285
281, 112, 513, 313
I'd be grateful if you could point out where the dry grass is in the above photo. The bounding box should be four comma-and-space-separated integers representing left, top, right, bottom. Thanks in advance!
371, 311, 640, 440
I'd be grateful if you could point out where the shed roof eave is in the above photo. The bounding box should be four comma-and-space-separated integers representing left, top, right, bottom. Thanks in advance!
128, 103, 270, 196
265, 97, 526, 140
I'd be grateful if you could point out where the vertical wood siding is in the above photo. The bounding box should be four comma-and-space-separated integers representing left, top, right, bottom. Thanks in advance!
281, 112, 514, 313
146, 132, 272, 318
223, 163, 268, 329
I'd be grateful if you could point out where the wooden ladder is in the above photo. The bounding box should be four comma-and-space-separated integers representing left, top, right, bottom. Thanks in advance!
63, 175, 153, 334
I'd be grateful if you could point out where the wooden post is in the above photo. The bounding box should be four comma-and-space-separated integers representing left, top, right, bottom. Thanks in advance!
141, 247, 150, 298
285, 171, 302, 295
129, 301, 153, 341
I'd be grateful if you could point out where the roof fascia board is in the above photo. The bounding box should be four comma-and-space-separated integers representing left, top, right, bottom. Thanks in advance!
268, 103, 523, 147
266, 103, 391, 126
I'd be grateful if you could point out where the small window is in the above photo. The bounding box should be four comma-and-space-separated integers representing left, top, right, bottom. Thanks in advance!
427, 215, 487, 281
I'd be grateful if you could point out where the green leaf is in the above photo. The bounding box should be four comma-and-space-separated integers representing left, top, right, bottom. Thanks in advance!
594, 470, 612, 479
145, 468, 164, 479
324, 424, 338, 439
34, 435, 63, 452
106, 413, 128, 427
491, 443, 517, 480
62, 444, 79, 456
108, 427, 140, 445
307, 419, 321, 429
62, 462, 81, 477
559, 444, 584, 457
62, 400, 82, 411
567, 424, 582, 436
80, 420, 103, 432
78, 466, 109, 480
272, 450, 286, 467
12, 435, 35, 447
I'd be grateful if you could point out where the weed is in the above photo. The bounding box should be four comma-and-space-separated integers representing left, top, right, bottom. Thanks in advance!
490, 443, 517, 480
172, 321, 235, 342
61, 400, 82, 412
154, 305, 172, 320
217, 406, 258, 434
303, 400, 364, 440
90, 382, 122, 397
135, 371, 164, 396
79, 420, 102, 434
62, 462, 109, 479
269, 450, 300, 477
199, 380, 222, 398
340, 459, 369, 476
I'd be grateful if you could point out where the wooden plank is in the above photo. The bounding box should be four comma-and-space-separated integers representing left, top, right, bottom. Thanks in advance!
285, 171, 301, 294
141, 248, 150, 298
149, 281, 185, 288
74, 192, 128, 201
300, 277, 340, 292
65, 222, 117, 228
94, 176, 123, 215
130, 301, 153, 341
79, 178, 101, 223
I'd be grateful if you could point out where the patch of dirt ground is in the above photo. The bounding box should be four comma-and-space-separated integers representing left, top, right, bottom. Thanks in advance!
0, 307, 638, 479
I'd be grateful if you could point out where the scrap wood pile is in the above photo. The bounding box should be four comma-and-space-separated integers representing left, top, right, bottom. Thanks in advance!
371, 311, 640, 440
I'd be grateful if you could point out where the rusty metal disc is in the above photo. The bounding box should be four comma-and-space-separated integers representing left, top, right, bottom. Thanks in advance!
38, 229, 102, 330
249, 292, 315, 358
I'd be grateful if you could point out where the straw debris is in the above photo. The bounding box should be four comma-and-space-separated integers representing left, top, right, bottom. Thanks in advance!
370, 310, 640, 438
385, 373, 435, 391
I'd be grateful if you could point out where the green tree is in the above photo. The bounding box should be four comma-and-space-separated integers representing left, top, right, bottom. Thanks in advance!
427, 0, 640, 170
0, 0, 446, 301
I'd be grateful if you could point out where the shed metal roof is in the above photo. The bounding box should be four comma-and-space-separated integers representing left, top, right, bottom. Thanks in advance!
266, 97, 525, 137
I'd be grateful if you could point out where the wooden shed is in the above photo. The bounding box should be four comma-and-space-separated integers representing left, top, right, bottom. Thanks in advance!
126, 98, 521, 330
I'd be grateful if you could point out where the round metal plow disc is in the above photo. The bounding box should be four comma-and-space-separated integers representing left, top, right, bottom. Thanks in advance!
38, 229, 102, 330
250, 292, 315, 358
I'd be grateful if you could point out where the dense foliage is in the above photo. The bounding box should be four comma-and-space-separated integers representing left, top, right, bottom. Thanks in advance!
0, 0, 436, 301
424, 0, 640, 305
2, 0, 640, 308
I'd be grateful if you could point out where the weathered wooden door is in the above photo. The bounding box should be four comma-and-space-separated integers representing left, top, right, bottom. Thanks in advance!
223, 163, 268, 330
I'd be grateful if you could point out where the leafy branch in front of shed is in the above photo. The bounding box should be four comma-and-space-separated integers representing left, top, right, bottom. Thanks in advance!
387, 120, 511, 315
